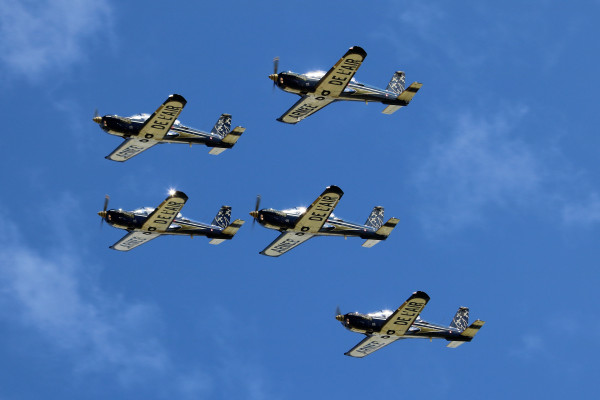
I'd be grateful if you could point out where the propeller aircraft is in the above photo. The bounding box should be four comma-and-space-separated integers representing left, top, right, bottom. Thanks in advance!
98, 190, 245, 251
93, 94, 245, 161
249, 185, 399, 257
269, 46, 423, 124
336, 291, 485, 358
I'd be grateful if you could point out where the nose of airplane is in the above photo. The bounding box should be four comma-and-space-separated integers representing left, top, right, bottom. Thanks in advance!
93, 116, 102, 124
268, 73, 278, 82
98, 211, 107, 218
335, 314, 344, 322
249, 210, 258, 219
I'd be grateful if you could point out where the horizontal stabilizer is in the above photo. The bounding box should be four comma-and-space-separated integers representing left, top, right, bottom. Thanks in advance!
222, 219, 245, 236
361, 239, 381, 248
446, 320, 485, 348
381, 82, 423, 115
375, 217, 400, 236
208, 126, 245, 155
209, 220, 244, 244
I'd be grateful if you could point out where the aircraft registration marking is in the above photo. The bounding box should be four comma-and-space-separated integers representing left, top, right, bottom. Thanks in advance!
326, 58, 360, 87
270, 233, 306, 254
114, 143, 146, 159
148, 200, 185, 228
288, 102, 320, 120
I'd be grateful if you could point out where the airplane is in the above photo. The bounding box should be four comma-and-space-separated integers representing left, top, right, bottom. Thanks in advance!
249, 185, 399, 257
269, 46, 422, 124
93, 94, 245, 161
98, 190, 245, 251
336, 291, 485, 358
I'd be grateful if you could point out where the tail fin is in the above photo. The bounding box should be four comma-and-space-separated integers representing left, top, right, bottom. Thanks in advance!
211, 205, 232, 228
449, 307, 470, 331
211, 114, 232, 138
364, 206, 384, 230
386, 71, 406, 95
362, 217, 400, 248
209, 218, 245, 245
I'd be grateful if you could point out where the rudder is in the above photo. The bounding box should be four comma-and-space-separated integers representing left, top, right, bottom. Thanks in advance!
364, 206, 384, 230
386, 71, 406, 95
212, 205, 232, 228
449, 307, 470, 331
211, 114, 232, 138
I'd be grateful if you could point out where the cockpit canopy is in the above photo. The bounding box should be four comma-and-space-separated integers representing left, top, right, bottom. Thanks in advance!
127, 113, 181, 126
133, 207, 183, 219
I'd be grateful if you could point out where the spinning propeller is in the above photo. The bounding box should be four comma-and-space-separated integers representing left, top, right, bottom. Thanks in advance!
93, 109, 102, 124
250, 195, 261, 227
98, 195, 109, 226
269, 57, 279, 89
335, 306, 344, 322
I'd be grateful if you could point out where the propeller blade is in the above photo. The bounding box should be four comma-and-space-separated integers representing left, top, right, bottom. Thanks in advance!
93, 108, 102, 124
271, 57, 279, 90
252, 194, 261, 227
100, 195, 109, 228
335, 306, 344, 322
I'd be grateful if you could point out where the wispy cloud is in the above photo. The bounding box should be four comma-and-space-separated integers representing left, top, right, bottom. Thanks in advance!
0, 0, 112, 80
0, 234, 169, 386
412, 107, 600, 234
412, 108, 544, 232
0, 206, 276, 399
562, 194, 600, 226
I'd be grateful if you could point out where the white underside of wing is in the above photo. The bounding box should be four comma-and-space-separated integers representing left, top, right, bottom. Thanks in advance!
110, 231, 160, 251
106, 138, 158, 162
260, 231, 314, 257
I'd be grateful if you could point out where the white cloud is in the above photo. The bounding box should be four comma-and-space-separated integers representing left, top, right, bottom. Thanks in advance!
0, 242, 169, 386
562, 193, 600, 226
413, 109, 543, 232
0, 213, 275, 399
0, 0, 112, 80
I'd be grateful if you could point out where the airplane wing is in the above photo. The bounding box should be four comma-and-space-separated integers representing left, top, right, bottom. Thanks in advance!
314, 46, 367, 98
378, 291, 430, 336
259, 231, 314, 257
293, 185, 344, 233
105, 137, 159, 162
277, 95, 335, 124
141, 190, 188, 232
345, 334, 401, 358
110, 231, 160, 251
137, 94, 186, 141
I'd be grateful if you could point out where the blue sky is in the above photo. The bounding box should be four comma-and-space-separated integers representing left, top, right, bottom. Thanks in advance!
0, 1, 598, 399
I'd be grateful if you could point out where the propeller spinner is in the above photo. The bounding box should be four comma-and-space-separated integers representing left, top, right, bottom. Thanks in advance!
93, 109, 102, 124
335, 306, 344, 322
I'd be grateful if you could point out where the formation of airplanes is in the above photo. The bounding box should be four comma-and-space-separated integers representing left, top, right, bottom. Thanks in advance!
94, 45, 484, 356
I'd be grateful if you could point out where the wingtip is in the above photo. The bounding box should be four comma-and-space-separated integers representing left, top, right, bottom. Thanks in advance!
411, 291, 431, 302
326, 185, 344, 196
349, 46, 367, 58
168, 93, 187, 106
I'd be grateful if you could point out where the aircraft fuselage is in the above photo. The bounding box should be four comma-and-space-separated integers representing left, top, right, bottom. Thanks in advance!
98, 115, 234, 149
274, 72, 408, 105
102, 209, 231, 239
340, 312, 465, 341
255, 209, 387, 240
